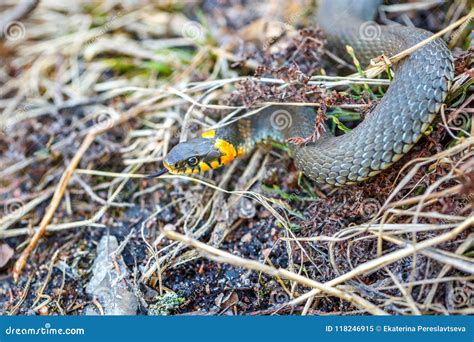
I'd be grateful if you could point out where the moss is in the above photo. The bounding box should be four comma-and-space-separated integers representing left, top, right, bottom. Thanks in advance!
148, 292, 185, 316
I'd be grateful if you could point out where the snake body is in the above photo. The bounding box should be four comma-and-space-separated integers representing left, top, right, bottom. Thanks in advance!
162, 0, 454, 186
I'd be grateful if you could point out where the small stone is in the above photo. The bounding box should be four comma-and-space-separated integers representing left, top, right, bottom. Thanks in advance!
38, 306, 49, 316
163, 224, 175, 231
85, 235, 138, 315
241, 233, 253, 243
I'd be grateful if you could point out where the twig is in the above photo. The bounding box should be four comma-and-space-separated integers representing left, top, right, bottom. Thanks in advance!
12, 97, 168, 281
162, 229, 389, 315
287, 215, 473, 308
363, 12, 473, 79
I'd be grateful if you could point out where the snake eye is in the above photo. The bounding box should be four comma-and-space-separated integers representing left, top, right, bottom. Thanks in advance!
187, 157, 199, 167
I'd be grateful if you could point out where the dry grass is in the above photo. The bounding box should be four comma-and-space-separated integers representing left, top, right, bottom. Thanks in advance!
0, 0, 472, 315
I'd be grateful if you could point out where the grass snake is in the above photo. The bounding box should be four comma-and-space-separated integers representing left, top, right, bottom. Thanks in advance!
155, 0, 454, 186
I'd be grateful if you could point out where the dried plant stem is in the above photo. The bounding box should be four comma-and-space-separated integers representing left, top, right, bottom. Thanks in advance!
288, 215, 473, 309
363, 12, 473, 78
162, 229, 389, 315
12, 98, 168, 281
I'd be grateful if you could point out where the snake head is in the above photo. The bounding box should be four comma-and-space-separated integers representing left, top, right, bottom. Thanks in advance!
157, 136, 244, 175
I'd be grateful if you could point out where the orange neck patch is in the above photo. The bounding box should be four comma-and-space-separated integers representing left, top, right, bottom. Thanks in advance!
214, 139, 238, 165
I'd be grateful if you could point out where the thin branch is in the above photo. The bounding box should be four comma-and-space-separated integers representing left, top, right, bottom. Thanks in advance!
162, 229, 389, 315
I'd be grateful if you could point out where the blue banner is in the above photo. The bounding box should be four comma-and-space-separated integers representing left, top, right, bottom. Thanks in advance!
0, 316, 472, 342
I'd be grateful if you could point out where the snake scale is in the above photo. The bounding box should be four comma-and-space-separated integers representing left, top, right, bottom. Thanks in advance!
157, 0, 454, 186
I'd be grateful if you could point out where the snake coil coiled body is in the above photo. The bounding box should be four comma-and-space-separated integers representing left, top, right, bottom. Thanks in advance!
290, 0, 455, 185
227, 0, 454, 185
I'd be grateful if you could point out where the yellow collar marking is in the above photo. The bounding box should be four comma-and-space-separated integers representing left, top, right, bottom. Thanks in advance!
199, 161, 212, 172
201, 130, 216, 139
165, 136, 245, 173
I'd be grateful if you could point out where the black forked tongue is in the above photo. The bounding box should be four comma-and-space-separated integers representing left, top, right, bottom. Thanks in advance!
146, 168, 169, 178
